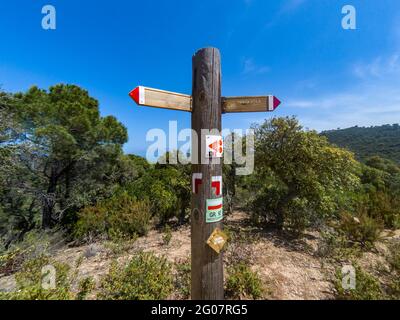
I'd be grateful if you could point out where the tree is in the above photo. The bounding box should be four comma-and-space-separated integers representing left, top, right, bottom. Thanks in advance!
358, 156, 400, 228
250, 117, 360, 232
127, 151, 191, 225
2, 84, 128, 230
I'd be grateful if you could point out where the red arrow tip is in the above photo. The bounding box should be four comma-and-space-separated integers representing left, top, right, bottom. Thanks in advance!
129, 87, 140, 104
273, 96, 281, 109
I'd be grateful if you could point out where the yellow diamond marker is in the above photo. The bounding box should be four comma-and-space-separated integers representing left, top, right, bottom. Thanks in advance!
206, 228, 228, 254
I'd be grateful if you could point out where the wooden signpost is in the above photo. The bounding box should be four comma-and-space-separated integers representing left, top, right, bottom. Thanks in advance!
129, 47, 281, 300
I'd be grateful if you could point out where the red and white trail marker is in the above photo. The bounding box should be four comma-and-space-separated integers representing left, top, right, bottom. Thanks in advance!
129, 86, 192, 112
268, 95, 281, 111
221, 95, 281, 113
206, 135, 223, 158
211, 176, 222, 196
192, 173, 202, 194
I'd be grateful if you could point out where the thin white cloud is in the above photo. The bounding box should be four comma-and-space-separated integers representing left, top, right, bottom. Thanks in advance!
264, 0, 308, 29
287, 88, 400, 131
273, 53, 400, 131
353, 54, 400, 79
281, 0, 307, 13
242, 58, 270, 75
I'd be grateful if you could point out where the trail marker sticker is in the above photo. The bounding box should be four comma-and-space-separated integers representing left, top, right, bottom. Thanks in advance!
211, 176, 222, 196
206, 197, 223, 223
206, 135, 223, 158
192, 173, 202, 194
206, 228, 228, 254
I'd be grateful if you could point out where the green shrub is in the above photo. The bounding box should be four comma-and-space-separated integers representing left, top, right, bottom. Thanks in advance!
104, 229, 138, 256
339, 211, 383, 247
162, 225, 172, 245
74, 205, 107, 239
388, 241, 400, 273
387, 278, 400, 300
76, 276, 95, 300
361, 190, 400, 229
317, 228, 363, 261
0, 255, 73, 300
0, 248, 25, 276
334, 264, 383, 300
127, 164, 191, 226
97, 252, 173, 300
225, 263, 264, 300
174, 260, 191, 299
74, 192, 151, 240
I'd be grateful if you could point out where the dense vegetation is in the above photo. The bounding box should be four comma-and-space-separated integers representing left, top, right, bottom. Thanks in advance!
322, 124, 400, 164
1, 85, 399, 300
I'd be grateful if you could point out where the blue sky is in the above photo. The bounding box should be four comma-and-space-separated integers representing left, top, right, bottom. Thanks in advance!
1, 0, 399, 155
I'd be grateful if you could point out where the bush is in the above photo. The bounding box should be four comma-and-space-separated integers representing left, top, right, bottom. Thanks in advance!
361, 190, 400, 229
0, 255, 73, 300
162, 225, 172, 245
104, 229, 138, 256
334, 264, 383, 300
97, 252, 173, 300
388, 241, 400, 273
316, 229, 362, 260
127, 164, 190, 226
339, 211, 383, 247
0, 248, 25, 276
174, 259, 191, 299
76, 276, 95, 300
225, 263, 264, 300
74, 192, 151, 240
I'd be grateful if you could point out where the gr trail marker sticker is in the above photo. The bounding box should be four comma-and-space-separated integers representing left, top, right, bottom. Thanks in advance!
206, 228, 228, 254
206, 135, 223, 158
206, 197, 223, 223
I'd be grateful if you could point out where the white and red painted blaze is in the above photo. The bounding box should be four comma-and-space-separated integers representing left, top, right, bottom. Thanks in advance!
267, 95, 281, 111
129, 86, 145, 105
192, 173, 202, 194
211, 176, 222, 196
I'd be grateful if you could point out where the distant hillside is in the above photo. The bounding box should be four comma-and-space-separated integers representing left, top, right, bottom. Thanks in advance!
321, 124, 400, 164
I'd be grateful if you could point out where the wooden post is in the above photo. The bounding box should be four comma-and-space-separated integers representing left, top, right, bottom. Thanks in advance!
191, 47, 223, 300
129, 46, 281, 300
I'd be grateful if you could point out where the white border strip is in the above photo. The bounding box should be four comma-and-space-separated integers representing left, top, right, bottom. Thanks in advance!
267, 95, 274, 111
139, 86, 145, 105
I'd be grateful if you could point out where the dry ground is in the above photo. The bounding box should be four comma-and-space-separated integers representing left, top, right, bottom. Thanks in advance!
1, 210, 398, 300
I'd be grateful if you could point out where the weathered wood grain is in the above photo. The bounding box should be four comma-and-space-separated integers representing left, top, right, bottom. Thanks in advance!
191, 47, 224, 300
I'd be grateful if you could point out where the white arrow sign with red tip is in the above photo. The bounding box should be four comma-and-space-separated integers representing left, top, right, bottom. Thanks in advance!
129, 86, 192, 112
129, 86, 281, 113
221, 95, 281, 113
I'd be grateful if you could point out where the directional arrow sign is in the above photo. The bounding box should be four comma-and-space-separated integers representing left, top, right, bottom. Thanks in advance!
222, 95, 281, 113
129, 86, 192, 112
206, 135, 223, 158
129, 86, 281, 114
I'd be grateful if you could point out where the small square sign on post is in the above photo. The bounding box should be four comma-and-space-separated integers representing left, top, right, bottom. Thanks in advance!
207, 228, 228, 254
206, 135, 223, 158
